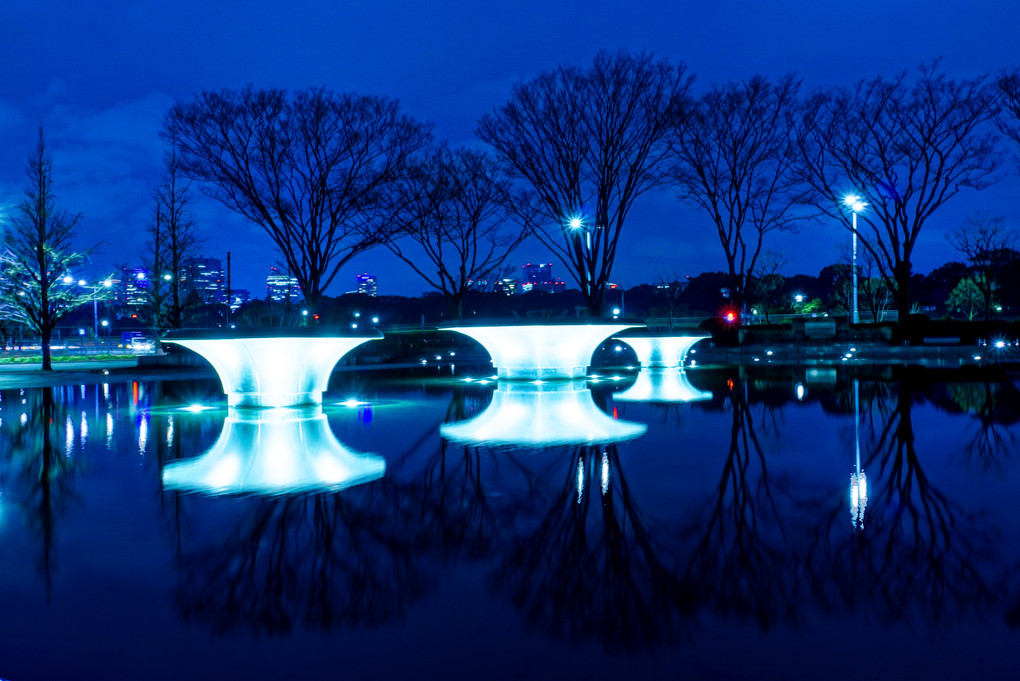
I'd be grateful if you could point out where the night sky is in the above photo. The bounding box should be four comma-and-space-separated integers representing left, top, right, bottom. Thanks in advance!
2, 0, 1018, 298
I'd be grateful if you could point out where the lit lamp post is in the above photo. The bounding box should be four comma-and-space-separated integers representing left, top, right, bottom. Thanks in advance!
843, 195, 867, 325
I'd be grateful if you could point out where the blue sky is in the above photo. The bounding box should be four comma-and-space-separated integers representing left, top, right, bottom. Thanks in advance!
2, 0, 1019, 297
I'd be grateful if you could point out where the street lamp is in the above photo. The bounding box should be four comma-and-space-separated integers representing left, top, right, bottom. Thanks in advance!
843, 195, 867, 325
566, 214, 590, 252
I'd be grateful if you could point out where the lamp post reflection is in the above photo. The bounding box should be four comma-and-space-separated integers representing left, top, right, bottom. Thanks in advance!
849, 378, 867, 531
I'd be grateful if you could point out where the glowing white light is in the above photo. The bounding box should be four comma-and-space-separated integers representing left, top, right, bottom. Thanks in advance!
843, 195, 867, 213
63, 275, 73, 284
20, 413, 27, 426
766, 350, 774, 356
995, 340, 1006, 349
568, 216, 583, 230
138, 412, 148, 456
613, 336, 709, 368
795, 383, 806, 401
162, 335, 381, 408
371, 316, 379, 324
80, 411, 88, 448
185, 404, 210, 413
850, 471, 868, 530
613, 368, 711, 404
166, 415, 175, 447
106, 412, 114, 449
576, 457, 585, 504
65, 416, 74, 456
162, 406, 386, 496
600, 451, 610, 495
339, 399, 367, 407
443, 323, 641, 380
440, 380, 646, 447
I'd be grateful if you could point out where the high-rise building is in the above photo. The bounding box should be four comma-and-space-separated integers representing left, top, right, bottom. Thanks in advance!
266, 267, 303, 303
520, 262, 566, 294
182, 257, 226, 305
121, 267, 149, 307
497, 278, 518, 296
522, 263, 552, 284
356, 273, 378, 297
228, 289, 250, 311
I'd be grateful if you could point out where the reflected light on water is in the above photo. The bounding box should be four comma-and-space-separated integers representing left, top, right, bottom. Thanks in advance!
850, 471, 868, 531
440, 380, 647, 447
163, 406, 386, 496
80, 411, 88, 448
106, 412, 114, 449
65, 416, 74, 456
601, 451, 610, 495
138, 412, 148, 456
576, 456, 585, 504
613, 368, 711, 403
166, 415, 175, 448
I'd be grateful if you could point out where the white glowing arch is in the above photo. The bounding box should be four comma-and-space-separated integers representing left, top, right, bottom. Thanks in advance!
440, 380, 646, 447
614, 335, 709, 368
163, 333, 381, 407
613, 367, 712, 403
162, 406, 385, 496
443, 323, 642, 380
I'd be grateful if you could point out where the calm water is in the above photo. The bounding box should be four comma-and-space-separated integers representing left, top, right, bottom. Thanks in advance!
1, 366, 1019, 680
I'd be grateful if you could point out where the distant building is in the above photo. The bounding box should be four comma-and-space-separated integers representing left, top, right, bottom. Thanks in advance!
182, 257, 226, 305
228, 289, 250, 311
121, 267, 149, 307
521, 262, 566, 294
266, 267, 303, 303
497, 278, 518, 296
356, 273, 378, 297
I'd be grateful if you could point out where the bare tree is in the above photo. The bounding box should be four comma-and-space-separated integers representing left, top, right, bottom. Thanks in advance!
654, 271, 687, 328
477, 50, 692, 316
746, 250, 788, 324
670, 74, 805, 313
0, 130, 102, 370
946, 212, 1015, 321
164, 87, 433, 311
797, 63, 1002, 322
386, 146, 528, 319
145, 137, 203, 334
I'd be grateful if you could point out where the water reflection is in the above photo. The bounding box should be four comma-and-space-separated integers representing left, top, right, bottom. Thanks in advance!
677, 376, 799, 630
612, 367, 711, 404
1, 369, 1019, 675
0, 388, 80, 600
492, 444, 694, 651
173, 486, 430, 635
806, 371, 1006, 624
440, 380, 646, 447
163, 406, 386, 496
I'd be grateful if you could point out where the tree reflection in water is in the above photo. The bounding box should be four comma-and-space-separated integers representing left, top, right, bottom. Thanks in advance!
491, 443, 696, 652
0, 387, 80, 601
806, 371, 1005, 624
173, 483, 432, 635
940, 377, 1020, 472
678, 376, 799, 630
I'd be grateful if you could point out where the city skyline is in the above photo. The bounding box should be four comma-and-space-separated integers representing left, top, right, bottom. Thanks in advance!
2, 1, 1019, 297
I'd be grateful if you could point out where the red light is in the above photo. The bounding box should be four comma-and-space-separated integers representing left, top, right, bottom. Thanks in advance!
131, 314, 138, 319
725, 311, 736, 323
726, 378, 734, 391
313, 314, 320, 320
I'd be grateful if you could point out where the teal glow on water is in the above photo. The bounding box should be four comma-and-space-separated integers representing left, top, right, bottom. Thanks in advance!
0, 367, 1018, 680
